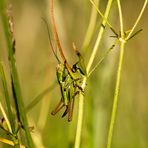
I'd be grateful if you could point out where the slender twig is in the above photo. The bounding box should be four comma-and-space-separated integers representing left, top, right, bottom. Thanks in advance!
117, 0, 124, 37
126, 0, 148, 40
0, 101, 12, 133
74, 0, 114, 148
0, 62, 14, 133
0, 137, 26, 147
0, 1, 34, 147
26, 81, 56, 112
107, 41, 125, 148
87, 0, 114, 73
88, 39, 119, 77
74, 77, 86, 148
106, 1, 147, 148
82, 0, 98, 50
89, 0, 115, 31
106, 1, 125, 148
0, 137, 14, 146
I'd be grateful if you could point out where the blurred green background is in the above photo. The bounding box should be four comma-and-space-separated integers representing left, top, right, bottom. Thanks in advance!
0, 0, 148, 147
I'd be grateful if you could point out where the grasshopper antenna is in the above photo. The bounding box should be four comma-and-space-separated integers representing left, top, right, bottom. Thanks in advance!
50, 0, 77, 79
50, 0, 68, 63
42, 17, 61, 63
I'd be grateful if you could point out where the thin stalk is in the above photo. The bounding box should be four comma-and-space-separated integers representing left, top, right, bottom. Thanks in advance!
0, 62, 14, 133
88, 39, 119, 77
26, 81, 56, 112
0, 137, 14, 146
74, 77, 86, 148
107, 0, 147, 147
106, 41, 125, 148
116, 0, 124, 37
74, 0, 114, 148
0, 137, 25, 147
106, 1, 124, 148
87, 0, 114, 73
89, 0, 114, 30
0, 102, 19, 147
126, 0, 148, 40
0, 1, 34, 147
82, 0, 99, 50
0, 101, 11, 133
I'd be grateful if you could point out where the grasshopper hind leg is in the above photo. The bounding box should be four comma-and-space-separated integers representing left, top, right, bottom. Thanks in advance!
68, 98, 75, 122
51, 98, 65, 115
61, 105, 69, 118
67, 89, 81, 122
61, 98, 75, 122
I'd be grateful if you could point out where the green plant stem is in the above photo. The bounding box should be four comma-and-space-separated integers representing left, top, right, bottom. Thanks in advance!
74, 77, 86, 148
0, 137, 14, 146
0, 1, 34, 147
0, 102, 18, 147
82, 0, 99, 50
26, 81, 56, 112
116, 0, 124, 36
126, 0, 148, 40
106, 1, 124, 148
74, 0, 114, 148
106, 41, 125, 148
87, 0, 114, 73
88, 39, 119, 77
106, 0, 148, 147
0, 101, 11, 132
0, 62, 14, 133
89, 0, 114, 30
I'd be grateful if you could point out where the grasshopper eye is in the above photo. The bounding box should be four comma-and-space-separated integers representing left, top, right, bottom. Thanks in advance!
72, 63, 78, 73
72, 62, 86, 76
72, 63, 86, 76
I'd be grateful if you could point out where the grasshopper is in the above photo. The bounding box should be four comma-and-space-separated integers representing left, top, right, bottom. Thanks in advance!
43, 0, 86, 121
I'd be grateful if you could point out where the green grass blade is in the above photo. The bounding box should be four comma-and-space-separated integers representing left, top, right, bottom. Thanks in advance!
0, 62, 15, 133
26, 81, 56, 112
0, 1, 34, 147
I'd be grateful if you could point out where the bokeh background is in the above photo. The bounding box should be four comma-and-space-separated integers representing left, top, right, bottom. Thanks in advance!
0, 0, 148, 147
